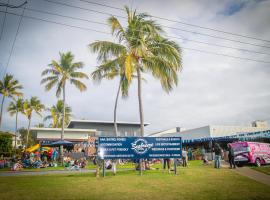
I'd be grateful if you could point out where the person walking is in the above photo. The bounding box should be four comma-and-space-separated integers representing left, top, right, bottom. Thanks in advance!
214, 143, 222, 169
228, 143, 236, 169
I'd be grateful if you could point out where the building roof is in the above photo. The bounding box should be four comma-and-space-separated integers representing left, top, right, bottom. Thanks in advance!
30, 127, 97, 132
67, 119, 150, 128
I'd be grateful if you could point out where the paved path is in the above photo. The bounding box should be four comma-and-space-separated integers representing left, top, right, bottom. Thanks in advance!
0, 169, 96, 177
234, 167, 270, 187
221, 160, 270, 187
0, 168, 132, 177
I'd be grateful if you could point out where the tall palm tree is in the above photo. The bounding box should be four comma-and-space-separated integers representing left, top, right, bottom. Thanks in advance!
7, 98, 24, 149
89, 7, 182, 136
0, 74, 23, 127
44, 100, 72, 128
23, 96, 44, 147
91, 60, 130, 136
41, 52, 88, 162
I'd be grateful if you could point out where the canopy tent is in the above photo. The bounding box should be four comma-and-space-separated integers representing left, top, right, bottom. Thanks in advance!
49, 140, 74, 147
182, 130, 270, 144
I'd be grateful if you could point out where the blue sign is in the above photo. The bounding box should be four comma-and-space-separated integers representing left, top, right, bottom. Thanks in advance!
98, 137, 182, 159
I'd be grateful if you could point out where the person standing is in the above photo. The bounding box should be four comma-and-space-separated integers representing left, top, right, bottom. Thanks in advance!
188, 148, 193, 161
214, 143, 222, 169
182, 150, 188, 167
163, 158, 171, 173
228, 143, 236, 169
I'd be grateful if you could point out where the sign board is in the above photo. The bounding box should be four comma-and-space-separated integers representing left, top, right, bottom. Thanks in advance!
98, 137, 182, 159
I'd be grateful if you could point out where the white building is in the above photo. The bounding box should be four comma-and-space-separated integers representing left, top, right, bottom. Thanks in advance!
149, 121, 269, 141
31, 127, 97, 143
31, 119, 149, 144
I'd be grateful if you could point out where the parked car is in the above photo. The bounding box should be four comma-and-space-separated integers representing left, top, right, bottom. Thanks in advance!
230, 142, 270, 167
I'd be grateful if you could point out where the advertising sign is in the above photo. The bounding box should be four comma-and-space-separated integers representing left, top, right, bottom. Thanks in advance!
98, 137, 182, 159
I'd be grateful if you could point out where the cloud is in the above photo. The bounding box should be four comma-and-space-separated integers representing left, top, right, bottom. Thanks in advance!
1, 0, 270, 135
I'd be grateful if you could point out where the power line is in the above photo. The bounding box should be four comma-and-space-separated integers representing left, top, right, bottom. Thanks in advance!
25, 6, 270, 56
42, 0, 125, 19
181, 47, 270, 64
40, 0, 270, 49
79, 0, 270, 43
26, 7, 108, 26
0, 0, 10, 76
0, 0, 9, 41
2, 2, 27, 78
1, 10, 270, 64
0, 0, 27, 8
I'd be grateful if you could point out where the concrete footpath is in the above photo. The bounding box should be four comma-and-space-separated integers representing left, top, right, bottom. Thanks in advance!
0, 169, 96, 177
234, 167, 270, 187
221, 161, 270, 187
0, 168, 132, 177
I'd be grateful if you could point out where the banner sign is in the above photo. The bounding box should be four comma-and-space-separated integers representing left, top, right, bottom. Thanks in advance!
98, 137, 182, 159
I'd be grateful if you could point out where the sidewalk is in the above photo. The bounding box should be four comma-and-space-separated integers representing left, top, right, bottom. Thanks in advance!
235, 167, 270, 187
221, 161, 270, 187
0, 169, 95, 177
0, 168, 132, 177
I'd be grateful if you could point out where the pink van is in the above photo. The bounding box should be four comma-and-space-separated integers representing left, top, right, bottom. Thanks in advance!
230, 142, 270, 167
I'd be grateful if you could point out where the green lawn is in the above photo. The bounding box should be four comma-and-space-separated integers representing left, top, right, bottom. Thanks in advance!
0, 161, 269, 200
251, 165, 270, 176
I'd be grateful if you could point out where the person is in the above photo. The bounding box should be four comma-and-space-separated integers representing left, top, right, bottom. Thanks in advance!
163, 158, 171, 172
182, 150, 188, 167
188, 148, 193, 161
52, 149, 58, 162
228, 143, 236, 169
214, 143, 222, 169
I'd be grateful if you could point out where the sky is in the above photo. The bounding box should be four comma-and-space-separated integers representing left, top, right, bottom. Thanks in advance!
0, 0, 270, 135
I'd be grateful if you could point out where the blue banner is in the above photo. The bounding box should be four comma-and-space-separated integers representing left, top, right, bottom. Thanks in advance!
98, 137, 182, 159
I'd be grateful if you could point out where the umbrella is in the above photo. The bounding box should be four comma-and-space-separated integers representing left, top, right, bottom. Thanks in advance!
50, 140, 73, 147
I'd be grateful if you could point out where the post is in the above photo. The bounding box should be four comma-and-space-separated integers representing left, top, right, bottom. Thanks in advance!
102, 159, 105, 177
139, 159, 142, 176
174, 158, 177, 175
210, 140, 214, 161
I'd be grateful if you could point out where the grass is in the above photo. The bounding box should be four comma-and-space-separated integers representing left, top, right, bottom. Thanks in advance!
251, 165, 270, 175
0, 161, 270, 200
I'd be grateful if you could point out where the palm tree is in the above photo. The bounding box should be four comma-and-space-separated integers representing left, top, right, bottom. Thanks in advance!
44, 100, 72, 128
41, 52, 88, 162
7, 98, 24, 149
91, 60, 130, 136
23, 97, 44, 147
0, 74, 23, 127
89, 7, 182, 136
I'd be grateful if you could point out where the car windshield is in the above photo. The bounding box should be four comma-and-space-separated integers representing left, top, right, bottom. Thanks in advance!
232, 144, 250, 152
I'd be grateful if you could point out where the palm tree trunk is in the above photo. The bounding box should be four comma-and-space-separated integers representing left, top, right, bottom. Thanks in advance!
114, 80, 121, 137
15, 110, 18, 150
137, 68, 144, 136
0, 96, 5, 128
60, 82, 66, 165
26, 117, 31, 148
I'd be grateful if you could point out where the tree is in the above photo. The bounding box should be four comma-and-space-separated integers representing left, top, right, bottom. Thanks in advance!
23, 97, 44, 147
7, 98, 24, 149
89, 7, 182, 136
44, 100, 72, 128
0, 132, 12, 156
90, 59, 130, 136
41, 52, 88, 162
0, 74, 23, 127
18, 128, 37, 148
35, 123, 45, 128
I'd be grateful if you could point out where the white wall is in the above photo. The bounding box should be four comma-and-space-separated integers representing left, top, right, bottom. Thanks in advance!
36, 129, 95, 141
210, 125, 269, 137
161, 126, 211, 140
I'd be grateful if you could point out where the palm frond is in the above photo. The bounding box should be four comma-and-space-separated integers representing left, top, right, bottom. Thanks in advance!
70, 79, 87, 92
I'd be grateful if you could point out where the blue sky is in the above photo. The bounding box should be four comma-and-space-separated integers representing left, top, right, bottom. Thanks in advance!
0, 0, 270, 134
